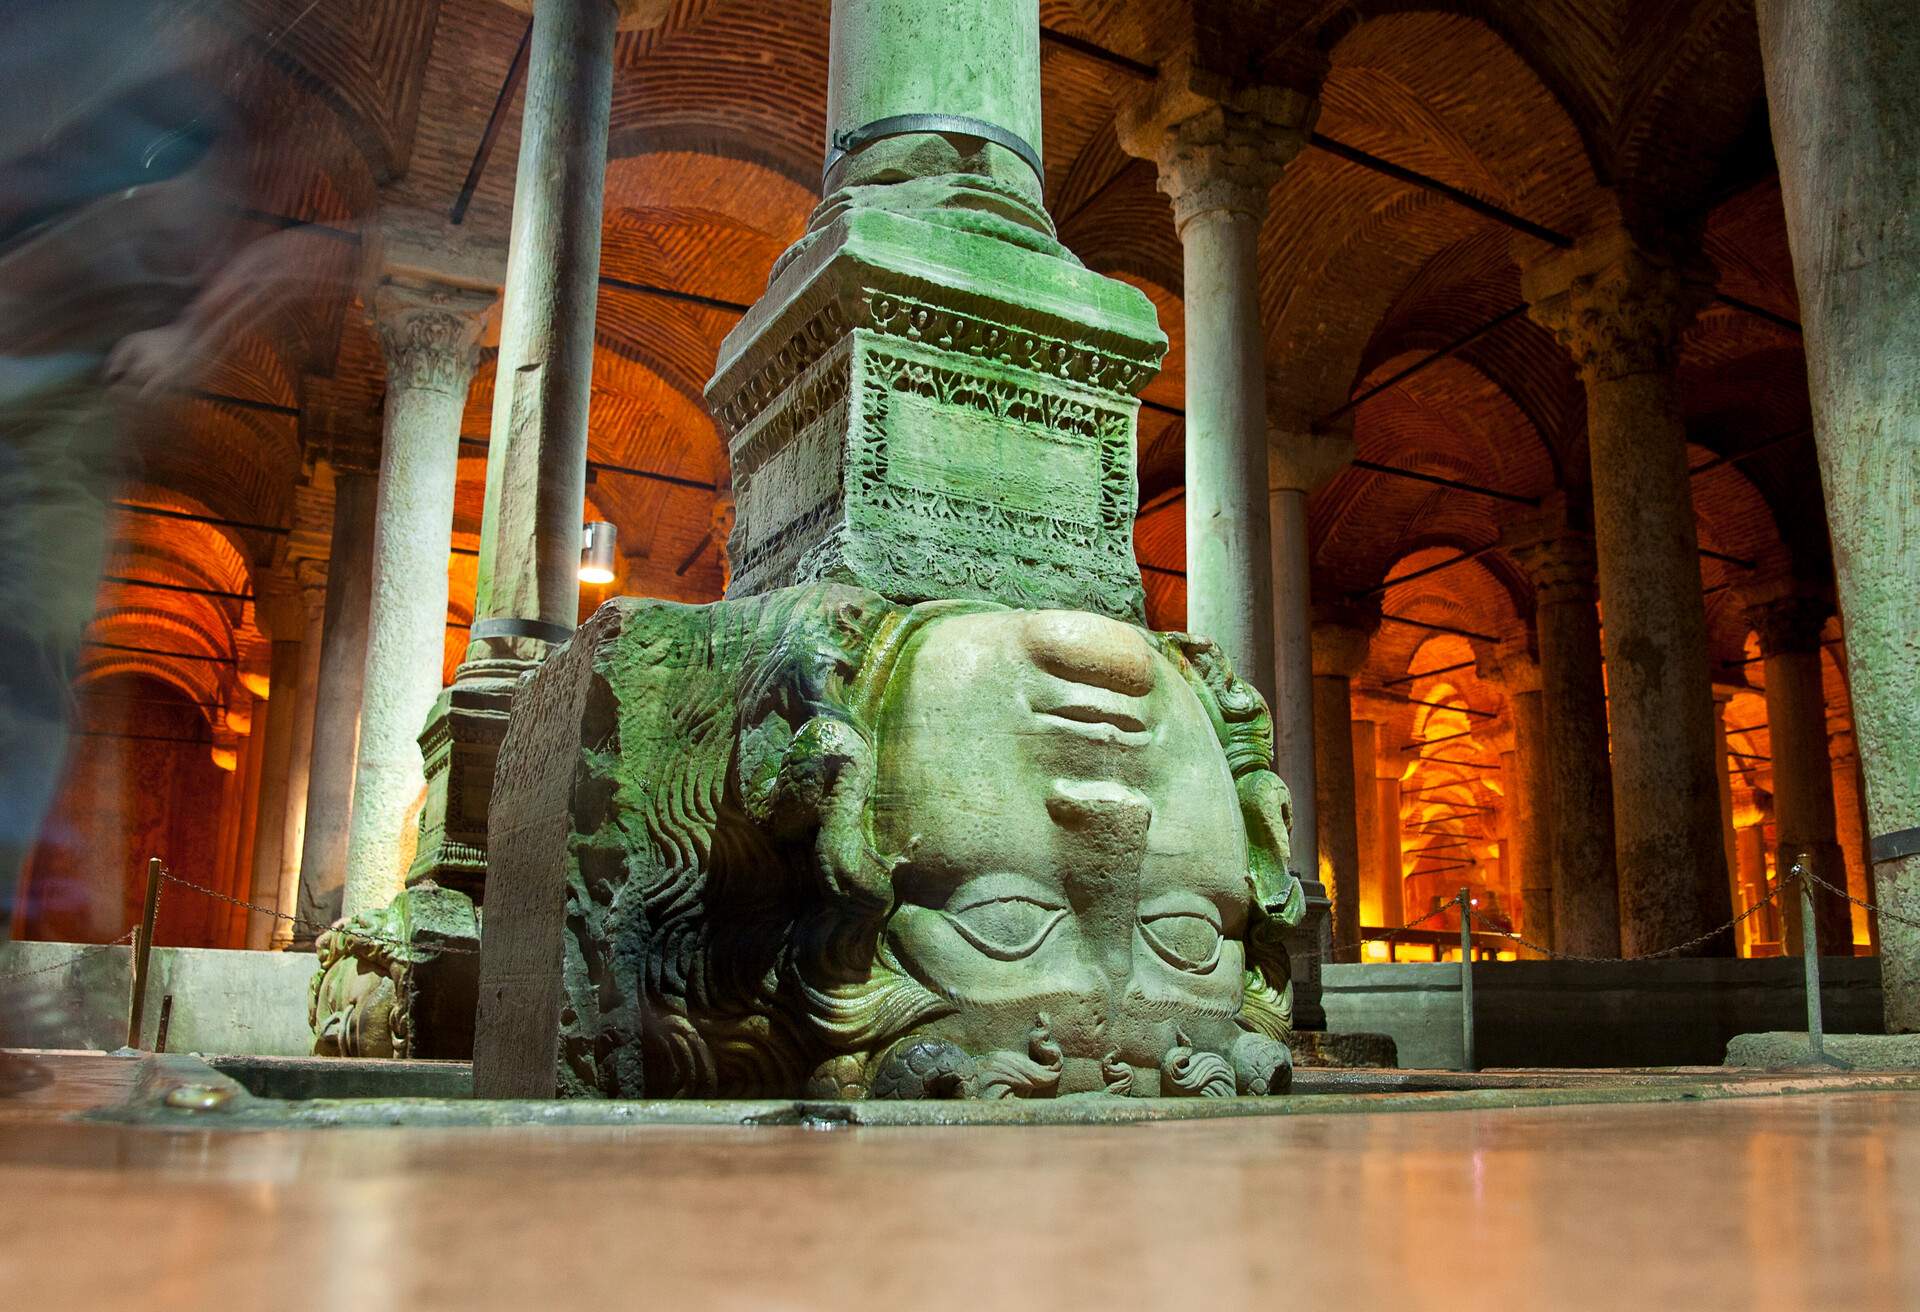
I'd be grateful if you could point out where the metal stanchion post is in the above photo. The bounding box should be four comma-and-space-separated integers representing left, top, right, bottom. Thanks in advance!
1793, 856, 1850, 1070
125, 857, 162, 1050
1458, 887, 1475, 1073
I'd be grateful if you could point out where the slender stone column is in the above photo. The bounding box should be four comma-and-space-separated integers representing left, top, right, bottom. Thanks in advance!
1351, 718, 1383, 929
341, 279, 491, 918
1479, 642, 1554, 954
1757, 0, 1920, 1029
1117, 63, 1315, 707
230, 695, 266, 946
1506, 519, 1620, 955
1312, 618, 1371, 961
1749, 593, 1851, 954
1732, 786, 1780, 952
1525, 230, 1732, 956
245, 636, 302, 948
1375, 771, 1404, 928
271, 592, 323, 948
294, 470, 375, 932
421, 0, 664, 898
1711, 689, 1742, 926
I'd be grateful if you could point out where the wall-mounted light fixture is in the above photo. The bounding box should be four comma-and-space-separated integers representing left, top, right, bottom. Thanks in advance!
580, 521, 617, 585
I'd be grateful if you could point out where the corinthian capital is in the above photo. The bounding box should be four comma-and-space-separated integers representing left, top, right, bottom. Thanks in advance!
1116, 50, 1316, 230
370, 278, 494, 397
1521, 225, 1714, 382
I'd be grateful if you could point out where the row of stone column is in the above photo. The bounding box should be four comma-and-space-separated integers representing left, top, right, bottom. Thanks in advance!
1111, 35, 1899, 979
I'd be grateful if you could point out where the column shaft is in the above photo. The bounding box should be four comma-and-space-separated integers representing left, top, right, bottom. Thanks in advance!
1181, 208, 1275, 706
1763, 645, 1849, 952
273, 599, 323, 946
469, 0, 619, 664
1314, 674, 1361, 960
295, 471, 376, 931
342, 285, 487, 917
245, 639, 302, 947
1508, 687, 1553, 954
1758, 0, 1920, 1029
229, 699, 266, 947
1375, 773, 1403, 927
1585, 369, 1731, 952
1352, 719, 1384, 928
1269, 488, 1316, 880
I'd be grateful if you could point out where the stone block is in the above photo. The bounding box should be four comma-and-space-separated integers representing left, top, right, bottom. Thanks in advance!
705, 209, 1165, 622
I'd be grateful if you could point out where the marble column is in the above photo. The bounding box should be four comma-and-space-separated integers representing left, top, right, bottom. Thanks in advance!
1757, 0, 1920, 1029
1732, 785, 1780, 953
294, 469, 376, 933
272, 591, 324, 948
1711, 689, 1742, 931
1480, 642, 1554, 955
341, 278, 491, 919
422, 0, 662, 898
1312, 618, 1371, 961
1525, 235, 1732, 955
1351, 718, 1384, 930
1375, 768, 1404, 929
1505, 520, 1620, 956
230, 694, 266, 947
1749, 593, 1850, 955
1116, 67, 1314, 709
245, 636, 302, 948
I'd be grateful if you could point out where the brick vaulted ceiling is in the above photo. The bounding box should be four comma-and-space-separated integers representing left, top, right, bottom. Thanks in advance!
82, 0, 1823, 721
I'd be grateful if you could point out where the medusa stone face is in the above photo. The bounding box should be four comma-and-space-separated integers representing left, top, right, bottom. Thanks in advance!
871, 609, 1252, 1095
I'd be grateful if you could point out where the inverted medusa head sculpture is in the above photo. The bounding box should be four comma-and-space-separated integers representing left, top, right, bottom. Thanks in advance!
485, 583, 1304, 1100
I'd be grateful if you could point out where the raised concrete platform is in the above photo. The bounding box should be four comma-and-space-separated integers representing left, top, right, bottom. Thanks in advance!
1726, 1031, 1920, 1071
0, 941, 314, 1055
1325, 956, 1884, 1069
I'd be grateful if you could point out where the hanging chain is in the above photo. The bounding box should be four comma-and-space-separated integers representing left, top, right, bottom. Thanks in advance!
0, 927, 138, 984
155, 868, 481, 956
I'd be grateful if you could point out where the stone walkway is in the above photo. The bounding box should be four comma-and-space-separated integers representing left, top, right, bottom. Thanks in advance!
2, 1051, 1914, 1309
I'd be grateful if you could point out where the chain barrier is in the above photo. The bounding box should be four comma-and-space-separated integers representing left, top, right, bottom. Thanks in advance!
1799, 865, 1920, 935
0, 927, 139, 985
1295, 899, 1461, 963
1468, 877, 1790, 964
155, 868, 481, 956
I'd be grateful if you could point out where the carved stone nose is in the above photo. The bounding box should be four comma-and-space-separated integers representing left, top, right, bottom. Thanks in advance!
1021, 610, 1155, 696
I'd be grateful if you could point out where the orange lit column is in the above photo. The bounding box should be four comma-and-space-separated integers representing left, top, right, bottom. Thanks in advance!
1506, 513, 1619, 955
1312, 616, 1373, 962
1479, 640, 1553, 955
1748, 591, 1850, 954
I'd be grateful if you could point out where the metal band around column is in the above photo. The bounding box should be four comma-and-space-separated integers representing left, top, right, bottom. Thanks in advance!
1869, 825, 1920, 866
470, 616, 575, 645
824, 113, 1044, 187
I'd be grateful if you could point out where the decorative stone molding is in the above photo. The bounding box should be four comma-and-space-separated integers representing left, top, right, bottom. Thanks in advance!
370, 279, 493, 397
1504, 527, 1599, 607
1473, 636, 1543, 693
1745, 590, 1833, 657
705, 207, 1166, 622
1521, 225, 1715, 382
1115, 51, 1317, 231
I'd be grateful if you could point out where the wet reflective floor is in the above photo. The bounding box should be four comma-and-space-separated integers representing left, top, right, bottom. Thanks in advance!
2, 1051, 1914, 1310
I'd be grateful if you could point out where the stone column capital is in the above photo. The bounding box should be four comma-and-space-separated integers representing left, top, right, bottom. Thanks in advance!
1116, 50, 1316, 230
1474, 636, 1542, 693
1503, 520, 1599, 606
1311, 608, 1376, 679
1269, 426, 1355, 494
369, 277, 495, 398
1746, 589, 1833, 656
1521, 225, 1714, 382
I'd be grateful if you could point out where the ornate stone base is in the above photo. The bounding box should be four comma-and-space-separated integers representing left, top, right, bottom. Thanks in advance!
706, 208, 1167, 622
406, 670, 520, 901
308, 881, 481, 1060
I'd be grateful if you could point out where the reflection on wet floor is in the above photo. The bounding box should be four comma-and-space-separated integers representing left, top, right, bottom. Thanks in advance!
1, 1050, 1916, 1310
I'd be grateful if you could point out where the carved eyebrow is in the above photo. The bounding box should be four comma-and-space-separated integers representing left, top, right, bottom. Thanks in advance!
944, 871, 1066, 914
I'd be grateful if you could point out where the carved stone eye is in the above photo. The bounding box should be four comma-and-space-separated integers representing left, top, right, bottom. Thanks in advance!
944, 897, 1068, 962
1140, 911, 1224, 974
